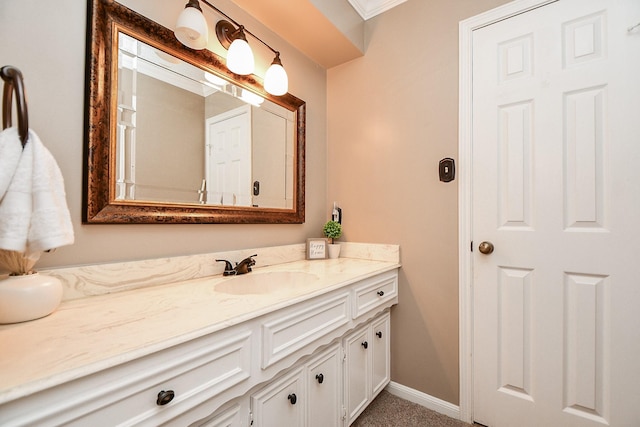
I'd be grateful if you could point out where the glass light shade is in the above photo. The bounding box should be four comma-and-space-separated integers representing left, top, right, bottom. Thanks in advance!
264, 62, 288, 96
226, 38, 254, 75
175, 6, 208, 50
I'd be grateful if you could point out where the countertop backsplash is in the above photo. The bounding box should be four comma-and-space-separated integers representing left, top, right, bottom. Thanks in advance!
36, 242, 400, 301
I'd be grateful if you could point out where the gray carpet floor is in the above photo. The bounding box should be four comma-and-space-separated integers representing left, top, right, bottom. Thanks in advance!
352, 391, 472, 427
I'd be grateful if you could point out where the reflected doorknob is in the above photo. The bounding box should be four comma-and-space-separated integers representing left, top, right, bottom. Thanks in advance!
478, 241, 494, 255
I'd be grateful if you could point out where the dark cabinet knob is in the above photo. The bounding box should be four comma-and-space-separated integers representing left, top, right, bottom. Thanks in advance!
376, 331, 383, 338
156, 390, 175, 406
288, 393, 297, 405
377, 291, 384, 296
361, 341, 368, 349
316, 373, 324, 384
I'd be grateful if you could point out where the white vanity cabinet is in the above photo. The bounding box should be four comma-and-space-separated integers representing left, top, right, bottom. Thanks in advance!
0, 264, 398, 427
344, 312, 391, 425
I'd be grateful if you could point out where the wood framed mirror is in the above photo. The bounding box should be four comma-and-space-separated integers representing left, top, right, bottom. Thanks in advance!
83, 0, 305, 223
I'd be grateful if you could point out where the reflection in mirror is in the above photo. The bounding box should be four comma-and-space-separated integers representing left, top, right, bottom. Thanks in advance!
116, 33, 295, 209
83, 0, 305, 224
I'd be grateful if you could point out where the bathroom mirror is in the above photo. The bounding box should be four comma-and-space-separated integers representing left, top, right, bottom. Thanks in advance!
84, 0, 305, 223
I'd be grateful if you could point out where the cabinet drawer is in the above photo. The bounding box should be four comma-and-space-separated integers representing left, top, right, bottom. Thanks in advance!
352, 272, 397, 319
262, 292, 350, 369
3, 329, 253, 427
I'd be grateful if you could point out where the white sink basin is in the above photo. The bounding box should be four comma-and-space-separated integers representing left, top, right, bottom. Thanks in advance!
214, 271, 319, 295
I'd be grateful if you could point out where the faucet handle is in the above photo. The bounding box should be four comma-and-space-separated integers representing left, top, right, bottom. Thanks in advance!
233, 254, 257, 275
244, 254, 257, 268
215, 259, 236, 276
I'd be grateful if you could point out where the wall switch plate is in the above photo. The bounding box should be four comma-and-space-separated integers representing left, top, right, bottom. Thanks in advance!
439, 158, 455, 182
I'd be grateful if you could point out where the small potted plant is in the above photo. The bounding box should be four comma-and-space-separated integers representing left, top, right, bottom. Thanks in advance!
323, 220, 343, 259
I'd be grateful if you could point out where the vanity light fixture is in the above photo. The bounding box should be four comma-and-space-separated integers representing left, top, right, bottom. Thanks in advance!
174, 0, 289, 96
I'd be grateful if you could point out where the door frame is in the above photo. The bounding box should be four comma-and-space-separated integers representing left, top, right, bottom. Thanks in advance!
457, 0, 557, 423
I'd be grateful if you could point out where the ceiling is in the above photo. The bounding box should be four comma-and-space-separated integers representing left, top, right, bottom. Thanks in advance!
229, 0, 407, 69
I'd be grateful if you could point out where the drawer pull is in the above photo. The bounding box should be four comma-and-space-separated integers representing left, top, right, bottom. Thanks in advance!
376, 331, 383, 338
288, 393, 297, 405
377, 290, 384, 296
156, 390, 175, 406
316, 373, 324, 384
361, 341, 368, 349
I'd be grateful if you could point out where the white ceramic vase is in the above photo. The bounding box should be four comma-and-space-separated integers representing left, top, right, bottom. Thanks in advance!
327, 243, 341, 259
0, 273, 63, 324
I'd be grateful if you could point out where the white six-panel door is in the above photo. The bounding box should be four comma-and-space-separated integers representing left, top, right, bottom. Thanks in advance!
470, 0, 640, 425
205, 105, 252, 206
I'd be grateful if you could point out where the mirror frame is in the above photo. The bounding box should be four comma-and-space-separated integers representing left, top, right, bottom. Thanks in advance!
83, 0, 306, 224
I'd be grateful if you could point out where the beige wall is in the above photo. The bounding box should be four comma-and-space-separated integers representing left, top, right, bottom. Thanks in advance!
327, 0, 510, 404
0, 0, 327, 268
0, 0, 521, 408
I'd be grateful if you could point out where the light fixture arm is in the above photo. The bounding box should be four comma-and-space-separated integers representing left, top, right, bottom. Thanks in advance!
201, 0, 279, 56
215, 20, 246, 49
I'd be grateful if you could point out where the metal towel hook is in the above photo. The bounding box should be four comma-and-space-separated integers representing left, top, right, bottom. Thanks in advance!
1, 65, 29, 147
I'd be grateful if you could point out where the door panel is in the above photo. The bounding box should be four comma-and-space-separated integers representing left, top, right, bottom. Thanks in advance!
250, 368, 304, 427
472, 1, 640, 426
205, 105, 252, 206
344, 325, 369, 424
308, 344, 342, 427
371, 313, 390, 397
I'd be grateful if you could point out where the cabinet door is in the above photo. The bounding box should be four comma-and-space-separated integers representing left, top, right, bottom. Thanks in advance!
251, 367, 305, 427
371, 312, 390, 397
307, 343, 342, 427
343, 325, 370, 424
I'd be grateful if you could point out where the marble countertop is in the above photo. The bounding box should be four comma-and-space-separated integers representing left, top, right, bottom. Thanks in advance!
0, 257, 399, 404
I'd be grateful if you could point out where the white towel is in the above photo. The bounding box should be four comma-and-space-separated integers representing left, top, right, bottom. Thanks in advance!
0, 129, 74, 255
0, 129, 33, 252
0, 128, 24, 199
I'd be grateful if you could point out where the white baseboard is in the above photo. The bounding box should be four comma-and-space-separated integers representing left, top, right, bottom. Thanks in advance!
385, 381, 461, 420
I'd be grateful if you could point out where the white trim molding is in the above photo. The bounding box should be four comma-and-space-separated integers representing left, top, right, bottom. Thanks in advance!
347, 0, 407, 20
385, 382, 460, 420
457, 0, 558, 424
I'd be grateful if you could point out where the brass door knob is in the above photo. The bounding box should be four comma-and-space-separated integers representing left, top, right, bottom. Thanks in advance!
478, 241, 494, 255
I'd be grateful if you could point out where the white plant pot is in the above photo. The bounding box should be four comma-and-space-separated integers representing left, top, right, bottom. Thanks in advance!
0, 273, 63, 324
327, 243, 341, 259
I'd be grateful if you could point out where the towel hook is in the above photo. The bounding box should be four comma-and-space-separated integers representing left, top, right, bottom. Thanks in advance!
1, 65, 29, 147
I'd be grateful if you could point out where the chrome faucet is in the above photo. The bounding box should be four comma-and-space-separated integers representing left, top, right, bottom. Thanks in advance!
216, 254, 257, 276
